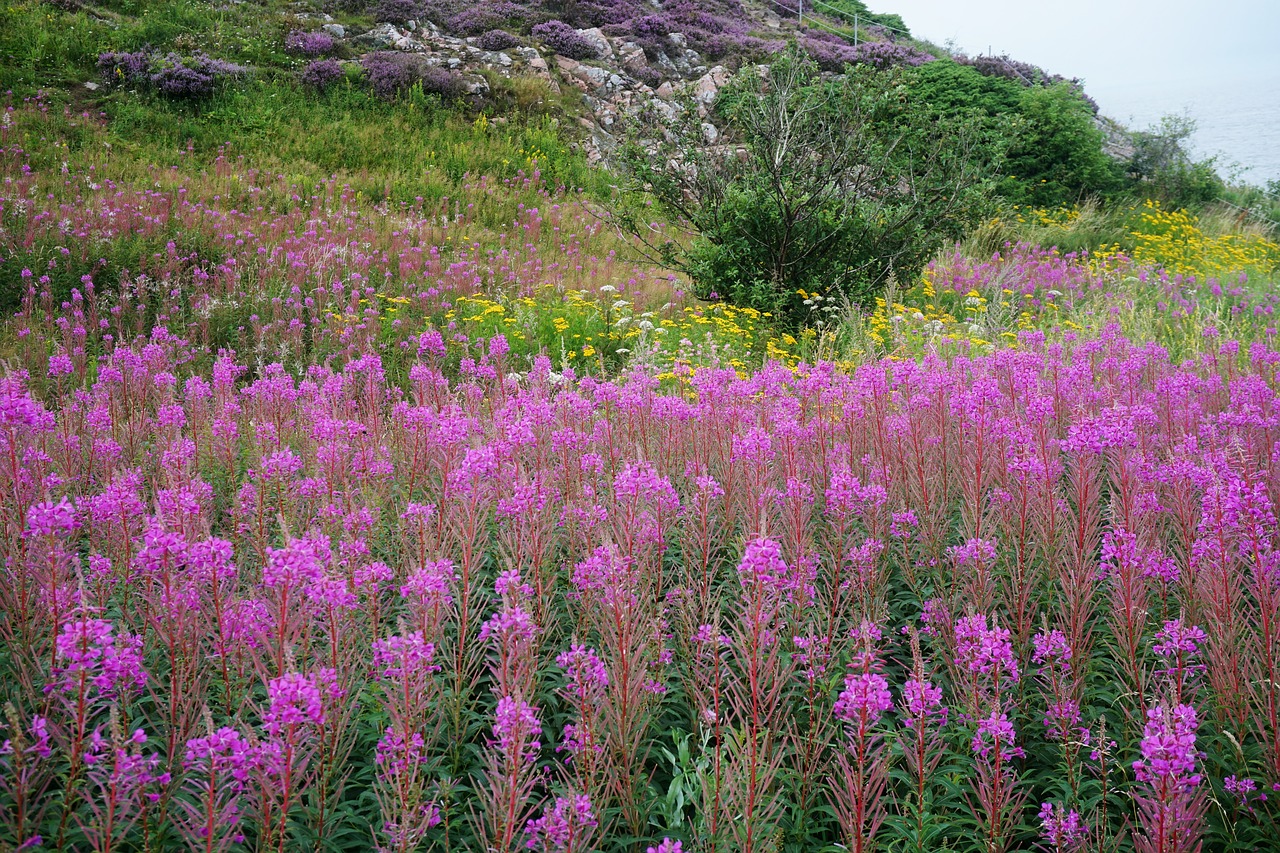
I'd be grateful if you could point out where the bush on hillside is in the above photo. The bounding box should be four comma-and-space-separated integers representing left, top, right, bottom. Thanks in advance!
361, 51, 422, 98
958, 52, 1099, 115
97, 51, 150, 85
361, 51, 461, 99
477, 29, 521, 51
419, 64, 465, 97
619, 49, 1002, 326
300, 58, 344, 90
850, 40, 934, 70
1128, 113, 1225, 208
1001, 82, 1122, 206
444, 1, 535, 35
530, 20, 598, 60
908, 60, 1121, 206
801, 37, 857, 72
373, 0, 418, 25
285, 30, 336, 56
97, 51, 246, 98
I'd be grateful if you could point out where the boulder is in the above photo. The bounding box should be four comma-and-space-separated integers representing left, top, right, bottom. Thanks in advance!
693, 66, 728, 106
576, 27, 614, 60
355, 23, 419, 51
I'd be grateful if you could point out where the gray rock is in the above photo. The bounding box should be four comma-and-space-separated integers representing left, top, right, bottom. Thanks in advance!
576, 27, 613, 60
83, 81, 99, 91
694, 67, 725, 105
322, 23, 345, 38
616, 41, 646, 66
462, 76, 490, 95
354, 23, 402, 49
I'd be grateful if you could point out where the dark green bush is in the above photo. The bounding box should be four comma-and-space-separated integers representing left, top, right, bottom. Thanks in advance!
620, 49, 1002, 327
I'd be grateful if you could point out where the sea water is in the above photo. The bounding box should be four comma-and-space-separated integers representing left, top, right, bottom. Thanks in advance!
1092, 71, 1280, 188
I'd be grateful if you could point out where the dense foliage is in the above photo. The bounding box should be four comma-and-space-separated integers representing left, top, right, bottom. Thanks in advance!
906, 60, 1123, 207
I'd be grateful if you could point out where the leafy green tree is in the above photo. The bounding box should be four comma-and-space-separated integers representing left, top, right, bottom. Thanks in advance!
618, 49, 1002, 327
1127, 113, 1225, 208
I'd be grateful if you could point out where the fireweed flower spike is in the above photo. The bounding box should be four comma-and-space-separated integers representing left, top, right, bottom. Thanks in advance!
830, 625, 893, 853
1038, 802, 1087, 852
1131, 703, 1207, 853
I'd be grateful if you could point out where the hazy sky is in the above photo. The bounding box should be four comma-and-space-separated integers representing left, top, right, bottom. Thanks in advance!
878, 0, 1279, 101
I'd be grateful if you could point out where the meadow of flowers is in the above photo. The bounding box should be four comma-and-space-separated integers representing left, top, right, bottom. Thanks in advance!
4, 91, 1280, 853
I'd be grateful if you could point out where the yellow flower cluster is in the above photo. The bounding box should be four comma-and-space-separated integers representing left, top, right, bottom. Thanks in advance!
1118, 201, 1279, 281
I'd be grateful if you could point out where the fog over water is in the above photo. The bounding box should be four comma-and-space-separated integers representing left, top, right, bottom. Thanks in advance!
879, 0, 1280, 184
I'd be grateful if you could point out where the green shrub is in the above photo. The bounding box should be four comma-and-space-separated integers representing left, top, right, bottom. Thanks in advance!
1127, 113, 1226, 209
620, 49, 1002, 327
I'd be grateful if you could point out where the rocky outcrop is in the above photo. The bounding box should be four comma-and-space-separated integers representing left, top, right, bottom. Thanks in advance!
325, 19, 738, 163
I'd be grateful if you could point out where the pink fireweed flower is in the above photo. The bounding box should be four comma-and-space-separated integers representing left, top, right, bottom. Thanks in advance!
736, 537, 790, 594
890, 510, 918, 538
183, 727, 255, 790
1152, 620, 1207, 659
646, 840, 682, 853
948, 537, 998, 567
372, 632, 439, 681
1133, 704, 1200, 789
1152, 620, 1207, 696
1224, 775, 1265, 810
495, 568, 535, 601
792, 634, 832, 682
843, 538, 885, 592
524, 794, 597, 851
401, 559, 456, 607
1031, 629, 1072, 672
971, 711, 1025, 761
558, 722, 601, 763
693, 624, 728, 647
833, 671, 893, 727
261, 537, 328, 589
263, 672, 326, 736
375, 727, 426, 778
916, 598, 949, 638
1043, 701, 1083, 740
955, 614, 1020, 684
83, 724, 167, 778
493, 696, 541, 764
1142, 551, 1181, 586
556, 645, 609, 694
1038, 802, 1087, 850
571, 546, 639, 610
900, 678, 948, 729
25, 497, 79, 537
480, 606, 538, 646
1, 714, 51, 760
49, 618, 147, 699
